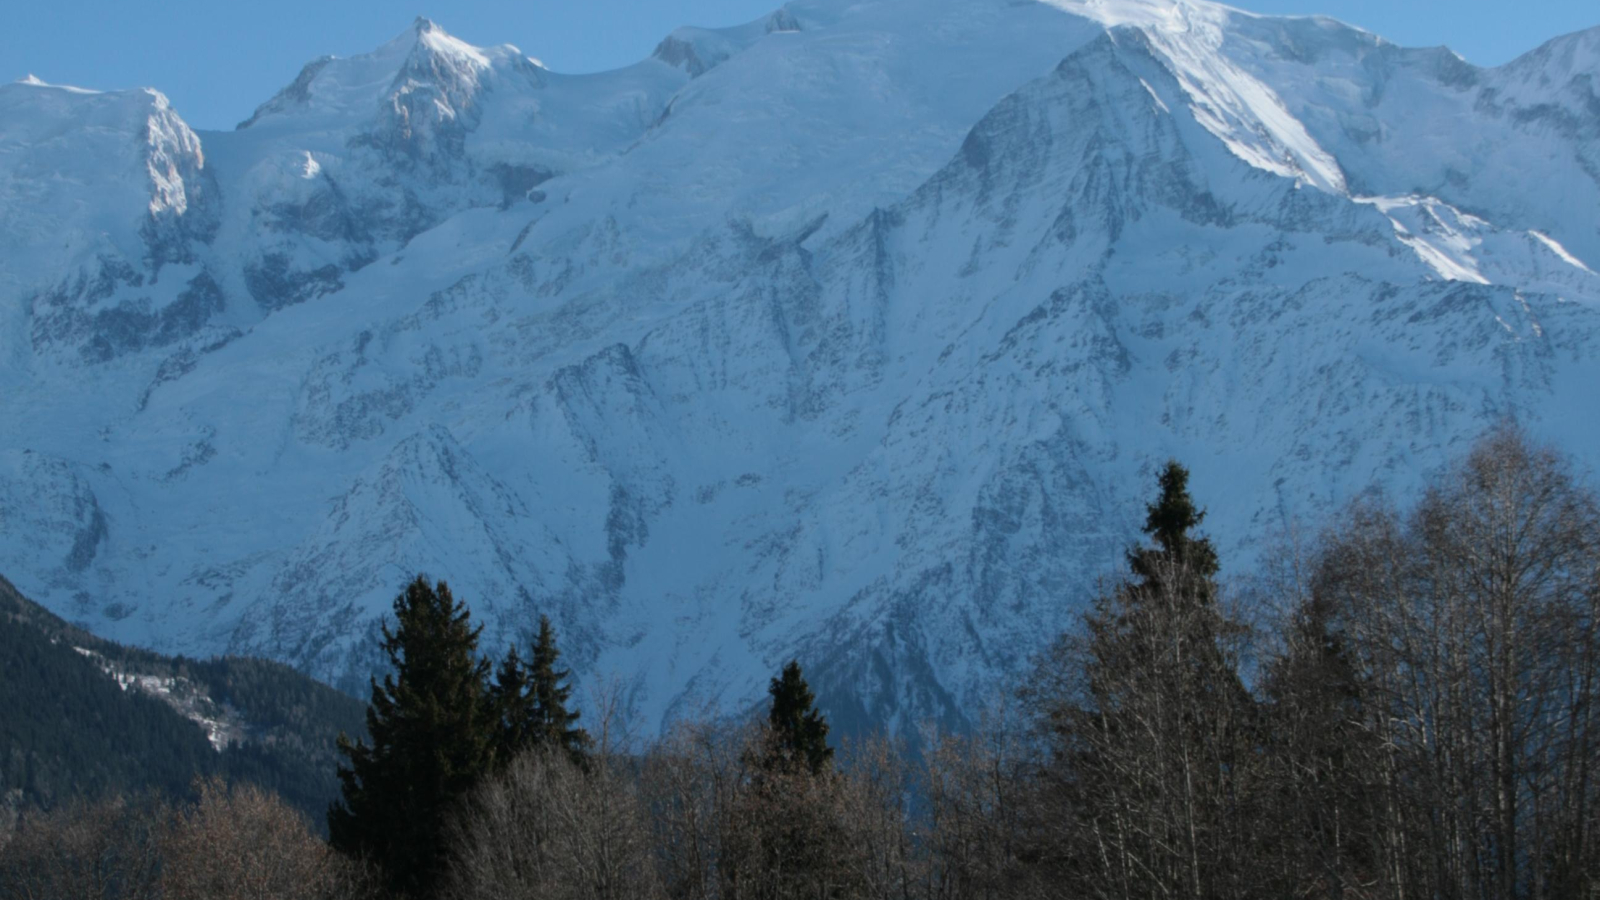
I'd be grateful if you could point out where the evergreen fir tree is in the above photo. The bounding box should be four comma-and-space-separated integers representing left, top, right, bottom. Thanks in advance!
526, 615, 589, 763
1101, 461, 1240, 708
1035, 461, 1259, 899
487, 616, 587, 767
1128, 460, 1220, 599
763, 660, 833, 775
489, 643, 535, 765
328, 576, 495, 897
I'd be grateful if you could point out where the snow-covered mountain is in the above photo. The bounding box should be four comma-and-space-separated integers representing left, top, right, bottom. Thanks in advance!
3, 0, 1598, 734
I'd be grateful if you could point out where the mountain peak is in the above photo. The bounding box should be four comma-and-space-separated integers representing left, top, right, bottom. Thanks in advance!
1041, 0, 1223, 31
238, 17, 518, 130
370, 16, 488, 68
1498, 21, 1600, 78
407, 19, 494, 71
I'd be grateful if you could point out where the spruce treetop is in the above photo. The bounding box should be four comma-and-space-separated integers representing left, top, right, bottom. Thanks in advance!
528, 614, 589, 762
493, 614, 589, 766
1128, 459, 1220, 589
329, 575, 495, 897
490, 643, 534, 763
765, 660, 833, 775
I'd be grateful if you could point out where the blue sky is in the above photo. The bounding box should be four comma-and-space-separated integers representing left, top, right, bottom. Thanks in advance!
6, 0, 1596, 130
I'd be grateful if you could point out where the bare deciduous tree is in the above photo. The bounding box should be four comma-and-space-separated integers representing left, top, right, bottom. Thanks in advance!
0, 796, 162, 900
1025, 555, 1263, 900
1315, 423, 1600, 900
158, 778, 362, 900
835, 734, 923, 900
638, 718, 935, 900
1254, 541, 1390, 900
920, 710, 1039, 900
639, 719, 747, 900
444, 692, 662, 900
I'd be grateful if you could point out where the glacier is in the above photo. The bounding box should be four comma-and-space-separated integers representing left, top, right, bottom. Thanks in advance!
2, 0, 1598, 735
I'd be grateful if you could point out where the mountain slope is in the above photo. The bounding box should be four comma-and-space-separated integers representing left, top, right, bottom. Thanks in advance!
2, 0, 1597, 733
0, 574, 365, 820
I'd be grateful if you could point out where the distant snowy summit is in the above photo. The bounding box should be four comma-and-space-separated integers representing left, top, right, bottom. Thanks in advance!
2, 0, 1598, 736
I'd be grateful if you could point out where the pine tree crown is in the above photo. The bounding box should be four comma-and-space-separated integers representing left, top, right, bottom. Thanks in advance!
492, 613, 589, 766
329, 575, 495, 896
1128, 460, 1220, 586
765, 659, 833, 775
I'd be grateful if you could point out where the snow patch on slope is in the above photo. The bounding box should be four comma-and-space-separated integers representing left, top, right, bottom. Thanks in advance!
1530, 231, 1595, 274
1357, 194, 1600, 298
71, 645, 247, 751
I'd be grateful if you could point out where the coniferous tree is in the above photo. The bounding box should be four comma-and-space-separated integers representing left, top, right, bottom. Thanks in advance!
328, 576, 495, 897
1032, 460, 1261, 900
524, 615, 589, 764
714, 661, 847, 900
764, 660, 833, 775
1127, 460, 1220, 597
489, 644, 534, 766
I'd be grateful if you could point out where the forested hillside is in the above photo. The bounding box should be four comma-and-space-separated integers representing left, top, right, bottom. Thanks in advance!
0, 575, 364, 821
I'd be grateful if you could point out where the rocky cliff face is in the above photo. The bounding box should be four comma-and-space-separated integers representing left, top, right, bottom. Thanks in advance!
3, 0, 1598, 733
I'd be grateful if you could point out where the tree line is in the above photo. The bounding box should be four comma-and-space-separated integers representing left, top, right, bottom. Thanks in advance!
1, 422, 1595, 900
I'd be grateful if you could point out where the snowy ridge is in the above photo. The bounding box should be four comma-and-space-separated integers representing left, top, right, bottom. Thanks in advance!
0, 78, 213, 308
2, 0, 1599, 734
1051, 1, 1349, 191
